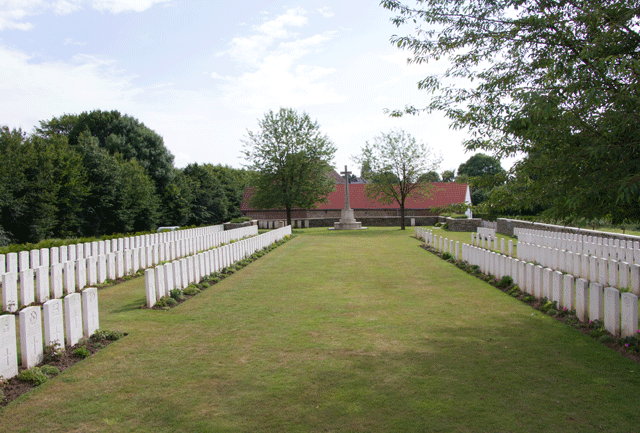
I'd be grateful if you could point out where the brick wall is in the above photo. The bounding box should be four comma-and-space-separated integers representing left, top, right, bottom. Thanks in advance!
446, 218, 482, 232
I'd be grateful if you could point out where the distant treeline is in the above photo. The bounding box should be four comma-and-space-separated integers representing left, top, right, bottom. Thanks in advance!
0, 110, 248, 245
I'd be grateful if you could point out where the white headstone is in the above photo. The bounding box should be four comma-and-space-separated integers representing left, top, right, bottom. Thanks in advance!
50, 247, 59, 266
604, 287, 620, 337
533, 265, 543, 298
598, 257, 608, 286
36, 266, 51, 303
64, 261, 75, 294
19, 306, 43, 369
64, 293, 83, 346
145, 269, 156, 308
542, 268, 552, 300
30, 249, 40, 269
155, 266, 165, 299
552, 271, 563, 305
43, 298, 65, 347
116, 251, 124, 278
82, 287, 99, 338
75, 258, 87, 291
563, 274, 575, 310
589, 282, 604, 322
50, 263, 63, 299
180, 259, 189, 288
0, 314, 18, 380
621, 292, 639, 337
2, 272, 18, 312
164, 263, 174, 295
20, 269, 35, 306
575, 278, 589, 322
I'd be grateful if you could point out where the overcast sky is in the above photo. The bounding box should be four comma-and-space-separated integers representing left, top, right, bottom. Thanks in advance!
0, 0, 513, 175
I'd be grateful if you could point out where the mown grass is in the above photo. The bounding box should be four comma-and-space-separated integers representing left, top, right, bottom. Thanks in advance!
1, 227, 639, 432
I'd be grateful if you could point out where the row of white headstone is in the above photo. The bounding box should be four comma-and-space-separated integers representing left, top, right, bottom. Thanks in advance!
0, 224, 226, 275
1, 225, 259, 313
517, 242, 640, 295
461, 244, 639, 338
477, 227, 497, 240
416, 227, 639, 338
144, 225, 293, 308
471, 232, 515, 256
515, 227, 640, 264
0, 287, 99, 380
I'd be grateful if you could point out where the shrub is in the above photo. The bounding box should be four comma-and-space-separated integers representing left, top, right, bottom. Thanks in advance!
91, 329, 124, 341
73, 346, 91, 359
598, 335, 616, 344
183, 286, 201, 296
43, 342, 65, 363
18, 368, 49, 385
496, 276, 513, 288
442, 252, 453, 260
522, 295, 535, 303
169, 289, 184, 301
165, 297, 177, 306
40, 365, 60, 377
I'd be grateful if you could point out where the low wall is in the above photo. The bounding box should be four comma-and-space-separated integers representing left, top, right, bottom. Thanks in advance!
446, 218, 482, 232
223, 220, 258, 231
308, 216, 440, 228
497, 218, 640, 243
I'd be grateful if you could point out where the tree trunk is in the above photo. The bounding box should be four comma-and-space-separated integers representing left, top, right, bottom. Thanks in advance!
400, 204, 406, 230
286, 206, 292, 227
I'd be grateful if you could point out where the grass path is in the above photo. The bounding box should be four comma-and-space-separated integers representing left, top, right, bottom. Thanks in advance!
1, 228, 639, 432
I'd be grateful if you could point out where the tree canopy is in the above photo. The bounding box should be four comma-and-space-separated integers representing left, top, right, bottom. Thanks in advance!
354, 129, 441, 230
382, 0, 640, 224
243, 108, 336, 226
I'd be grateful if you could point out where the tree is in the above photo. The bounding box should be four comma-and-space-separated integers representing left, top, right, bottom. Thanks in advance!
243, 108, 337, 226
457, 153, 506, 207
418, 171, 440, 183
182, 164, 229, 226
354, 129, 441, 230
457, 154, 504, 179
381, 0, 640, 224
441, 170, 455, 183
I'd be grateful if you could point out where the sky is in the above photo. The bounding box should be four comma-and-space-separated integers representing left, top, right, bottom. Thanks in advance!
0, 0, 513, 176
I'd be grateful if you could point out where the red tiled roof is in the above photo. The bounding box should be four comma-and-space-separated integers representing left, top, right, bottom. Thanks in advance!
241, 182, 469, 211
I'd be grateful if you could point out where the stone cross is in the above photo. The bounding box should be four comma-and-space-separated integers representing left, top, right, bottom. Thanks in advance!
340, 165, 352, 210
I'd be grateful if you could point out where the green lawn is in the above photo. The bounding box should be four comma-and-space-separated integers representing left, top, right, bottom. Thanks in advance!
1, 227, 639, 432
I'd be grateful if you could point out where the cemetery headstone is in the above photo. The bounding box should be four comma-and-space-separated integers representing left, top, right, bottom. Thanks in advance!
19, 306, 43, 369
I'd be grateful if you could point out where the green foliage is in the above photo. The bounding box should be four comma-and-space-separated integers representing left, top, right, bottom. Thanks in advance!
440, 170, 455, 183
183, 286, 201, 296
154, 296, 177, 308
229, 217, 251, 223
354, 130, 441, 230
181, 163, 229, 226
91, 329, 125, 341
40, 365, 60, 377
73, 346, 91, 359
243, 108, 337, 226
418, 171, 440, 183
441, 252, 453, 260
43, 342, 65, 363
496, 276, 513, 289
169, 289, 185, 301
18, 367, 50, 386
382, 0, 640, 223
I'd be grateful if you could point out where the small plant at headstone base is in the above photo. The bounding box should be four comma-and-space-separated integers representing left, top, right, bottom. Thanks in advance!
183, 286, 201, 296
91, 329, 124, 341
169, 288, 185, 301
43, 341, 65, 363
165, 297, 177, 306
507, 286, 520, 297
18, 368, 48, 385
522, 295, 535, 303
598, 335, 616, 344
40, 365, 60, 377
618, 333, 640, 353
539, 299, 557, 312
496, 276, 513, 289
73, 346, 91, 359
442, 252, 453, 261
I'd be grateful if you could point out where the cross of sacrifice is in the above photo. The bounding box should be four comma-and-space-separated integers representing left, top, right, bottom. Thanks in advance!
340, 165, 352, 210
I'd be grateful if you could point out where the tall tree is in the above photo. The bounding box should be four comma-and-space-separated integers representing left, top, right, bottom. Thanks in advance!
441, 170, 455, 183
242, 108, 337, 226
457, 153, 506, 207
182, 163, 229, 226
354, 129, 441, 230
381, 0, 640, 223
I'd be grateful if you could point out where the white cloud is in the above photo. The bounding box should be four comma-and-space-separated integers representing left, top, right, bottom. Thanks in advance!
316, 7, 333, 18
215, 9, 344, 113
90, 0, 169, 13
0, 44, 141, 129
0, 0, 168, 30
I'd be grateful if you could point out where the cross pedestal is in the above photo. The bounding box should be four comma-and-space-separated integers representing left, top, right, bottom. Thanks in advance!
330, 165, 366, 230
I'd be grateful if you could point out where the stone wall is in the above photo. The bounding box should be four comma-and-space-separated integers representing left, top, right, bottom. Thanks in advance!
446, 218, 482, 232
497, 218, 640, 243
223, 220, 258, 231
307, 216, 440, 228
